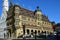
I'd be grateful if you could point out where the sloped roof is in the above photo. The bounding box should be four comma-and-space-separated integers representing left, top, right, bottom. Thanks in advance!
8, 4, 50, 22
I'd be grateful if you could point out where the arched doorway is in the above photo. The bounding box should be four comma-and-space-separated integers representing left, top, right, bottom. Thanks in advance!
38, 30, 40, 35
35, 30, 37, 35
22, 25, 25, 35
31, 30, 33, 35
27, 29, 29, 34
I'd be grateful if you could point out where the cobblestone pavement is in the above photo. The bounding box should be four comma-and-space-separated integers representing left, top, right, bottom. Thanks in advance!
0, 38, 44, 40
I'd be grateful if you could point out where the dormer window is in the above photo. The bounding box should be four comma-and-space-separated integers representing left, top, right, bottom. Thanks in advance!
15, 7, 20, 13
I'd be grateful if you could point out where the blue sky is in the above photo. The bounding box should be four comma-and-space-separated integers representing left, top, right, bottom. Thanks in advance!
0, 0, 60, 23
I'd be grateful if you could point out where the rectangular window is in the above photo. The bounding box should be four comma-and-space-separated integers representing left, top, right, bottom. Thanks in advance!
35, 20, 36, 22
22, 16, 26, 20
38, 22, 40, 25
15, 22, 19, 25
28, 18, 30, 21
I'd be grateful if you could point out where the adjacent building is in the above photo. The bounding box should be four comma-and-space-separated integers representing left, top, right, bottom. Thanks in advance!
51, 22, 56, 31
6, 3, 53, 38
54, 23, 60, 31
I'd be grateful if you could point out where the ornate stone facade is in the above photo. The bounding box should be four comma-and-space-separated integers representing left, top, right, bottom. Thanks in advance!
7, 3, 53, 38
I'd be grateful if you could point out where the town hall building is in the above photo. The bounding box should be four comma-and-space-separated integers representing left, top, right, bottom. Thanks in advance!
6, 3, 53, 38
